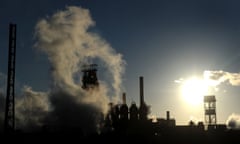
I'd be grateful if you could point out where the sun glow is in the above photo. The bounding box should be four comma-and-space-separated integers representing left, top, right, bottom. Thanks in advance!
181, 77, 209, 106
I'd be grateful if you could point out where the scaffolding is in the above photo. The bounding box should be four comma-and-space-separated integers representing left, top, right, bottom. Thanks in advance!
4, 23, 17, 133
204, 95, 217, 126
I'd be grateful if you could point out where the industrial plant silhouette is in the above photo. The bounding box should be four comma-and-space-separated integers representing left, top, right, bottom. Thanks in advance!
1, 24, 240, 143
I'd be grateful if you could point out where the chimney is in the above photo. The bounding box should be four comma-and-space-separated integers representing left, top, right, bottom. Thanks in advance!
140, 76, 144, 106
167, 111, 170, 120
122, 92, 126, 104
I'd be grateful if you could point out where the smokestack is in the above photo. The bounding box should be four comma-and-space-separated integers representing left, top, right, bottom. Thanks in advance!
167, 111, 170, 120
140, 76, 144, 106
122, 92, 126, 104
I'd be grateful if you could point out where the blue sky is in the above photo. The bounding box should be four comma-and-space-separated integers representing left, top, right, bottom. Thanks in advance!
1, 0, 240, 125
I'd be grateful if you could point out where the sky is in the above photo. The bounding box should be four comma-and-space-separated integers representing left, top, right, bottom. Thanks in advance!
1, 0, 240, 130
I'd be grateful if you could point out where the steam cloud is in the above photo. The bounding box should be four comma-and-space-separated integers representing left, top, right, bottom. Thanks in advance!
33, 6, 125, 133
0, 72, 6, 132
226, 113, 240, 129
0, 72, 6, 94
15, 86, 50, 131
204, 70, 240, 86
34, 6, 125, 98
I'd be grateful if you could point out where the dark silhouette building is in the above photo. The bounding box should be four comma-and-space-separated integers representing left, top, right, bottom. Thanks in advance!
103, 76, 152, 135
129, 102, 138, 121
81, 64, 99, 89
120, 93, 128, 121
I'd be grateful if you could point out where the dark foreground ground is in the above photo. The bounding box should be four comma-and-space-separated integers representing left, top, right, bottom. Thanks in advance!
1, 130, 240, 144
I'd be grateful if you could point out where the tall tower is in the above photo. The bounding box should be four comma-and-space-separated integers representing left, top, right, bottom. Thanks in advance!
204, 95, 217, 126
139, 76, 144, 106
4, 23, 17, 132
81, 64, 99, 89
139, 76, 148, 120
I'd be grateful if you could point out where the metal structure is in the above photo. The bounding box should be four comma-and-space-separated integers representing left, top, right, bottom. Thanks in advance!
81, 64, 99, 89
139, 76, 144, 106
4, 23, 17, 132
122, 92, 126, 104
139, 76, 148, 120
166, 111, 170, 121
204, 95, 217, 126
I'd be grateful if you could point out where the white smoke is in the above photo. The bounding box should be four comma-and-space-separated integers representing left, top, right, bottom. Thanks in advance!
0, 72, 50, 131
15, 86, 50, 131
32, 6, 125, 133
0, 72, 6, 132
34, 6, 125, 109
0, 72, 7, 95
204, 70, 240, 86
226, 113, 240, 129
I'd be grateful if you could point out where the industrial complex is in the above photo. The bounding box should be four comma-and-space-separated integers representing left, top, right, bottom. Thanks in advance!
1, 23, 240, 143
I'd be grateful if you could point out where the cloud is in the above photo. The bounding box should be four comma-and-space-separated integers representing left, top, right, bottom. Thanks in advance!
204, 70, 240, 86
174, 78, 183, 84
226, 113, 240, 129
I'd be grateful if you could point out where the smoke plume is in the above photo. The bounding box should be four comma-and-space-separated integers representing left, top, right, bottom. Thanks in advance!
0, 72, 6, 132
0, 72, 6, 95
15, 86, 50, 131
34, 6, 125, 98
226, 113, 240, 129
204, 70, 240, 86
32, 6, 125, 133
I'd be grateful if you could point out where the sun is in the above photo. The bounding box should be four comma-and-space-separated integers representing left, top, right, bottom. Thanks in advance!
181, 77, 209, 106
